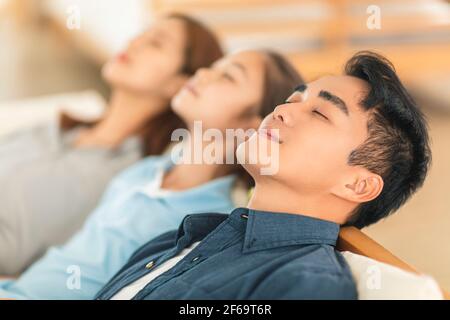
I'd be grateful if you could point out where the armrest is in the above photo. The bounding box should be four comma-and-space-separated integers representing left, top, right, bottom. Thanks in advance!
338, 226, 450, 300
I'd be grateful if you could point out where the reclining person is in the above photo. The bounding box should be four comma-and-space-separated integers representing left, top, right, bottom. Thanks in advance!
0, 50, 302, 300
0, 13, 223, 275
94, 51, 431, 300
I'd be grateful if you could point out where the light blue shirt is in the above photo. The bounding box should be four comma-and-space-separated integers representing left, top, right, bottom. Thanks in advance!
0, 155, 237, 299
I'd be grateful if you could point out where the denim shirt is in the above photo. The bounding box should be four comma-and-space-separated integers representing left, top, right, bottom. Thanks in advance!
95, 208, 357, 300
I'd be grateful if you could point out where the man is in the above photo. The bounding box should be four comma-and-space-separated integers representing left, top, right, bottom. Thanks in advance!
95, 51, 431, 300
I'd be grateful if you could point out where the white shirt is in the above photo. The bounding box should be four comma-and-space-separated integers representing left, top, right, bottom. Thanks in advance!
111, 241, 201, 300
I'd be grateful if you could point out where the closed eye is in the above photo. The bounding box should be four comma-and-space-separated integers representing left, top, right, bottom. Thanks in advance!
148, 39, 163, 48
313, 109, 329, 121
285, 97, 301, 104
222, 73, 236, 82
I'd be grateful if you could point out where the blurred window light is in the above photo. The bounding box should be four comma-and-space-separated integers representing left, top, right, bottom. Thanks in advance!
42, 0, 153, 55
0, 0, 9, 10
350, 0, 450, 25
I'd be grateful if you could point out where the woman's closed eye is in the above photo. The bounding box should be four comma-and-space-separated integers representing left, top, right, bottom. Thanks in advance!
150, 40, 163, 48
222, 72, 236, 82
285, 92, 302, 104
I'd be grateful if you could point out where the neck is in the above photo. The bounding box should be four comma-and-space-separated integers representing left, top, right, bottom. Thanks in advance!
161, 162, 233, 190
161, 129, 238, 190
248, 179, 351, 225
78, 89, 169, 148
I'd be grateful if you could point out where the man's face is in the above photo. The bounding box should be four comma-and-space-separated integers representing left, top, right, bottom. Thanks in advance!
239, 75, 371, 195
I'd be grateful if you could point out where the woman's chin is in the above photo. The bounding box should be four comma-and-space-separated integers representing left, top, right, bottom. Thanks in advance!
102, 69, 121, 87
170, 98, 184, 116
102, 62, 132, 86
172, 91, 193, 112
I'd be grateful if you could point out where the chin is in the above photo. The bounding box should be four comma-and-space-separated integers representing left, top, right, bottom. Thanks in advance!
237, 135, 280, 177
236, 140, 258, 170
236, 141, 247, 166
171, 95, 185, 115
172, 92, 195, 115
103, 61, 135, 86
102, 70, 123, 88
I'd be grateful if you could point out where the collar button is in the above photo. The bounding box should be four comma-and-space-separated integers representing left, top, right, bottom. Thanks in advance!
145, 261, 155, 269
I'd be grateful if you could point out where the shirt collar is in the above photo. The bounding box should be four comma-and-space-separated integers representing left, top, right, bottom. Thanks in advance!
175, 213, 229, 245
235, 207, 340, 253
173, 207, 340, 253
138, 154, 237, 210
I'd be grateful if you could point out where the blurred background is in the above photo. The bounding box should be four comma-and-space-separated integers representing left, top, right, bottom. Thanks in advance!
0, 0, 449, 288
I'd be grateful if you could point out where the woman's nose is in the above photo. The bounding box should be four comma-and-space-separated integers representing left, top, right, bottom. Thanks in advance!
195, 68, 217, 86
130, 35, 143, 48
273, 104, 294, 127
194, 68, 215, 85
126, 40, 140, 55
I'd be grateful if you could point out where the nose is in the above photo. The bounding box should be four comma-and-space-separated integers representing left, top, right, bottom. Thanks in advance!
131, 34, 146, 48
193, 67, 213, 85
272, 103, 294, 127
195, 67, 208, 78
127, 38, 141, 54
128, 32, 151, 52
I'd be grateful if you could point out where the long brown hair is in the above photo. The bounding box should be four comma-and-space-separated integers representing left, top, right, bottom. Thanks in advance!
60, 13, 223, 156
139, 13, 224, 155
237, 51, 305, 188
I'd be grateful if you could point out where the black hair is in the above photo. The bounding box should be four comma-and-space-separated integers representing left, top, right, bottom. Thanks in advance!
344, 51, 431, 228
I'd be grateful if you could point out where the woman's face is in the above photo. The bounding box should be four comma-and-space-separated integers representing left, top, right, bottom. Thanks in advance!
102, 17, 188, 97
171, 51, 266, 131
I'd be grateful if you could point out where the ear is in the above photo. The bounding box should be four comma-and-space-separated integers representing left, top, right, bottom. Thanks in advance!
162, 74, 190, 98
332, 169, 384, 204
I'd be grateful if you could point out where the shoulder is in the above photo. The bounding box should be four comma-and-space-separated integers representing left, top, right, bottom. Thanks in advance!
251, 245, 357, 300
110, 155, 166, 185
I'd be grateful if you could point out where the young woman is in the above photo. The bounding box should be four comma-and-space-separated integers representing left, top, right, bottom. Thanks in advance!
0, 50, 303, 300
0, 13, 223, 274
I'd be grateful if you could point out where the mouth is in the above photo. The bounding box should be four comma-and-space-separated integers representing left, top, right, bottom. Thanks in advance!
116, 52, 129, 64
182, 81, 199, 97
258, 127, 282, 144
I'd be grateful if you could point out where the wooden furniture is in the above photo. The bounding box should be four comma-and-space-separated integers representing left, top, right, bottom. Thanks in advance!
151, 0, 450, 84
338, 226, 450, 300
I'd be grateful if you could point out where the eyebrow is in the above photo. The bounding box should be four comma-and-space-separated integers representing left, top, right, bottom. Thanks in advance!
161, 32, 172, 41
293, 84, 349, 116
154, 29, 175, 43
231, 62, 248, 78
318, 90, 349, 116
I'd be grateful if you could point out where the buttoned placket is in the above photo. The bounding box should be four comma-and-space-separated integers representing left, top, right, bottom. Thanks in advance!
95, 208, 343, 300
97, 233, 192, 300
131, 248, 204, 300
96, 249, 168, 300
131, 214, 248, 300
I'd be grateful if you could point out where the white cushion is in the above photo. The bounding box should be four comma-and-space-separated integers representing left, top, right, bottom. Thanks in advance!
0, 90, 105, 138
341, 251, 443, 300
